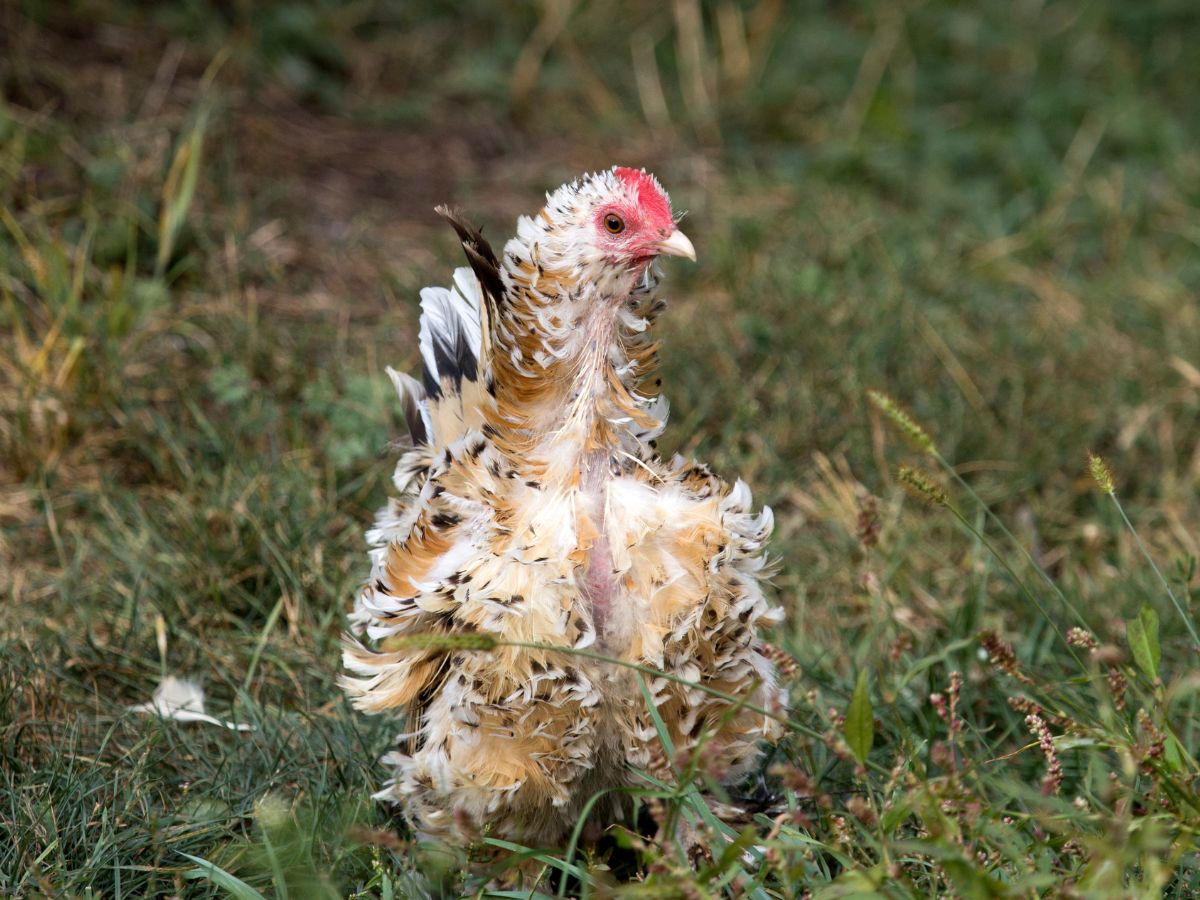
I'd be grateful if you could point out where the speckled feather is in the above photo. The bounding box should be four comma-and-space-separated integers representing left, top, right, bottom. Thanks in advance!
343, 168, 784, 845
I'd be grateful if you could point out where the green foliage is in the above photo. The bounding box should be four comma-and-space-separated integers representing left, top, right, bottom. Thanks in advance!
843, 671, 873, 766
3, 0, 1200, 896
182, 854, 267, 900
1126, 604, 1161, 682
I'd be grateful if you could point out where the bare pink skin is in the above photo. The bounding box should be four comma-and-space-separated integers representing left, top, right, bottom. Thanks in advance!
580, 453, 617, 642
579, 168, 680, 637
594, 167, 678, 265
582, 530, 616, 639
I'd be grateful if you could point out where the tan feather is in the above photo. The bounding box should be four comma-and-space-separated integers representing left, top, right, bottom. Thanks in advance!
345, 169, 785, 847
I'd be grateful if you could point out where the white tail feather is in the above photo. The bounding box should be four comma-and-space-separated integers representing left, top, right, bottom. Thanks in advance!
418, 267, 484, 388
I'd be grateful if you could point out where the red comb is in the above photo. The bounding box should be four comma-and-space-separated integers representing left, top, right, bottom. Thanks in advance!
614, 166, 673, 228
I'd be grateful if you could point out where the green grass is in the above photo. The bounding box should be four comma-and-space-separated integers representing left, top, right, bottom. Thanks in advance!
2, 0, 1199, 895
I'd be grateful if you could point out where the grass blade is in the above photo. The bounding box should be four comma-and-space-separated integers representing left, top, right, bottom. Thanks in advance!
180, 852, 266, 899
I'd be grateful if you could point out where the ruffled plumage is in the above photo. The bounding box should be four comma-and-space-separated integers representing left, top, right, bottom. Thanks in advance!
343, 169, 785, 845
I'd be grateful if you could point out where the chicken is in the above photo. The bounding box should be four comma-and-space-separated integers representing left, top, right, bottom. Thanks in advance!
343, 167, 784, 846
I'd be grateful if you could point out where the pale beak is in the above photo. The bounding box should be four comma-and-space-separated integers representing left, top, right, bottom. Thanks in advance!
654, 229, 697, 261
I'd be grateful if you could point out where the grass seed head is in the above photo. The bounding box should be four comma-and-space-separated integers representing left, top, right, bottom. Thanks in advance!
1086, 452, 1116, 494
868, 390, 936, 454
897, 465, 948, 507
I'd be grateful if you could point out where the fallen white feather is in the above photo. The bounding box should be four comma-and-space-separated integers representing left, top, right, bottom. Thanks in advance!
128, 676, 253, 731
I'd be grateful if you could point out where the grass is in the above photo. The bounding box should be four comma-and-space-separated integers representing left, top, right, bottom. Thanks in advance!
2, 0, 1199, 895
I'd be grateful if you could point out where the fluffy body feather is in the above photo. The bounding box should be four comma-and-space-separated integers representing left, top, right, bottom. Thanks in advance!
344, 168, 784, 845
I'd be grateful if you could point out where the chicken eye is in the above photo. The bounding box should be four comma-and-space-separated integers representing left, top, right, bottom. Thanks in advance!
603, 213, 625, 234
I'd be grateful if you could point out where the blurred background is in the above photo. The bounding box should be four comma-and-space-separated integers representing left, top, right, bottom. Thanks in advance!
2, 0, 1199, 894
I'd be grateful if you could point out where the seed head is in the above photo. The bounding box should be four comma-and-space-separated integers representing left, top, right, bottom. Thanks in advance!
897, 465, 948, 507
761, 641, 798, 677
1106, 667, 1127, 711
889, 632, 913, 663
867, 390, 936, 454
1066, 627, 1097, 651
769, 762, 815, 795
1007, 695, 1041, 716
1136, 708, 1166, 772
1025, 713, 1063, 795
856, 495, 881, 550
981, 630, 1033, 684
1086, 452, 1115, 495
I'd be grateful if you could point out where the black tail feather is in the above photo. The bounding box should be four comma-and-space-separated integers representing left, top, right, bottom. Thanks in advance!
434, 205, 505, 312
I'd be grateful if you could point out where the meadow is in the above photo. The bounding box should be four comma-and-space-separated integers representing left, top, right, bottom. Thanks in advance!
1, 1, 1199, 896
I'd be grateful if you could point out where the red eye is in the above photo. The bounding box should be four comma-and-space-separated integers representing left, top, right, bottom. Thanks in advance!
603, 213, 625, 234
